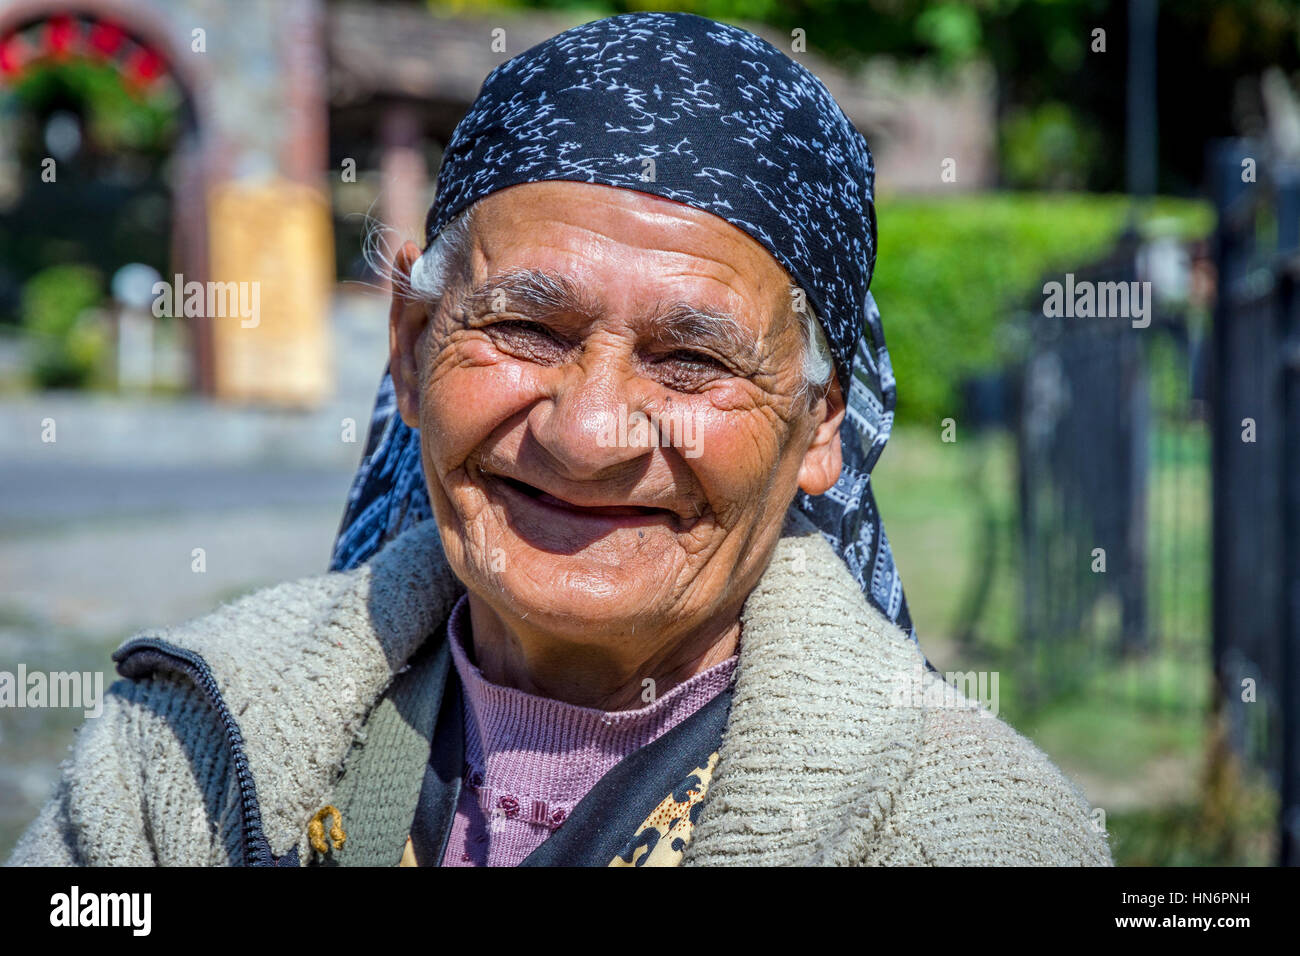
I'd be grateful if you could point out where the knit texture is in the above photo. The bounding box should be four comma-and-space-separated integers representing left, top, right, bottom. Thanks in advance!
6, 512, 1112, 866
440, 594, 738, 866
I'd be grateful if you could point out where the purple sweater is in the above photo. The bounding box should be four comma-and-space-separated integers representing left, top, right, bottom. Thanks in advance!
438, 595, 738, 866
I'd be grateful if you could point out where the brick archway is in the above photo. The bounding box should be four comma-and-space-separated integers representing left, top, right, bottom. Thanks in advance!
0, 0, 219, 390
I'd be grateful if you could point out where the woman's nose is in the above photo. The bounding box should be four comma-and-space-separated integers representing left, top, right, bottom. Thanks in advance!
526, 353, 653, 480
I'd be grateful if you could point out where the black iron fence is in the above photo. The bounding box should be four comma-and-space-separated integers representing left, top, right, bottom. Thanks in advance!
1208, 139, 1300, 866
1008, 233, 1210, 715
1005, 140, 1300, 863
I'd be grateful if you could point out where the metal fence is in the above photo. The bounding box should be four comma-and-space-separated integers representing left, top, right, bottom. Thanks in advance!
1007, 140, 1300, 863
1009, 234, 1211, 715
1208, 139, 1300, 866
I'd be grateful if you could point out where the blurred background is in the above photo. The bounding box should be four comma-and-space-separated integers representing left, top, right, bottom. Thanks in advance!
0, 0, 1296, 866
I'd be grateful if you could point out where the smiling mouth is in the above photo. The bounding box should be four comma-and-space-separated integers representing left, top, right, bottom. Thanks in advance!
485, 472, 689, 527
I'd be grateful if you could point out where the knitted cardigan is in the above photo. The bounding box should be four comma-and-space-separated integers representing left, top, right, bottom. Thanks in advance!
6, 511, 1113, 867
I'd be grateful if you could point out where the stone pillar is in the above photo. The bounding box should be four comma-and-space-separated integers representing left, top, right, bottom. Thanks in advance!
379, 102, 429, 272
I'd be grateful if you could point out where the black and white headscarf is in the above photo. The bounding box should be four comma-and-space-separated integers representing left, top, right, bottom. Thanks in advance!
330, 12, 914, 640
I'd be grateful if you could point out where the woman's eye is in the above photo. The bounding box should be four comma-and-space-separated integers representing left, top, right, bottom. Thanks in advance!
482, 320, 569, 359
488, 319, 555, 339
649, 349, 733, 390
660, 350, 729, 372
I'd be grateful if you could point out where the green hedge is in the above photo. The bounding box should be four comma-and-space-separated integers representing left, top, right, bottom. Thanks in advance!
870, 193, 1213, 425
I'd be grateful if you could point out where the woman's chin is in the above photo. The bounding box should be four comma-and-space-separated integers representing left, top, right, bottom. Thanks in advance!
480, 560, 682, 637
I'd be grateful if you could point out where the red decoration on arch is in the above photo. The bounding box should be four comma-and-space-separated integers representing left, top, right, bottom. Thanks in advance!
0, 15, 172, 95
123, 45, 164, 88
88, 21, 125, 60
44, 14, 78, 59
0, 33, 27, 77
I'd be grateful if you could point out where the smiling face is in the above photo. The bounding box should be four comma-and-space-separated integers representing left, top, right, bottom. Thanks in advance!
390, 180, 844, 658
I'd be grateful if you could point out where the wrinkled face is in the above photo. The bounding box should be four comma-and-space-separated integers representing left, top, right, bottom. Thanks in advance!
392, 181, 843, 646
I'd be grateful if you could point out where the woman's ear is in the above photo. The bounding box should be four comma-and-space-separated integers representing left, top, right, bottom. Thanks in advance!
389, 240, 428, 429
796, 376, 846, 496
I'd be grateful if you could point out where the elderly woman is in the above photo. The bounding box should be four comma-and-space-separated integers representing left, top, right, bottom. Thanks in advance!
9, 13, 1110, 867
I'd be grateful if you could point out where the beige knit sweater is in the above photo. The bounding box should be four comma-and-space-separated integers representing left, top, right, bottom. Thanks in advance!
7, 511, 1112, 866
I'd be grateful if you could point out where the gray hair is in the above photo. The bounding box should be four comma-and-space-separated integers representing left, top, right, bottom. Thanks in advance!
407, 208, 476, 302
408, 206, 834, 402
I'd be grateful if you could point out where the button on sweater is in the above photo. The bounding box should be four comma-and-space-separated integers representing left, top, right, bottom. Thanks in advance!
439, 594, 739, 867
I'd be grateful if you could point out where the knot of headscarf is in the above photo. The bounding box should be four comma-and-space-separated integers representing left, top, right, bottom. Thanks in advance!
330, 11, 914, 640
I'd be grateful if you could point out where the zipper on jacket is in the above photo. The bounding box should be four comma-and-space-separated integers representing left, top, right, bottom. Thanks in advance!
113, 637, 299, 867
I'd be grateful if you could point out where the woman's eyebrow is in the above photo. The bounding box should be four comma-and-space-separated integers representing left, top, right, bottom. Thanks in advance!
460, 269, 600, 321
644, 304, 763, 370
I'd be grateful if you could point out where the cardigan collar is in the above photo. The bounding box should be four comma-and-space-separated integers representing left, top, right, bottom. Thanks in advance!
114, 507, 926, 863
683, 510, 928, 864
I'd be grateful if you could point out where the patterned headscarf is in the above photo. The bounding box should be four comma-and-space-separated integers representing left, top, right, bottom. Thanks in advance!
330, 12, 914, 640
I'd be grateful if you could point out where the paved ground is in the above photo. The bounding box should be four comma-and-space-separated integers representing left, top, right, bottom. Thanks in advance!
0, 462, 356, 857
0, 290, 390, 857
